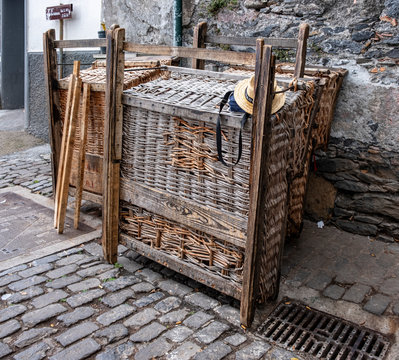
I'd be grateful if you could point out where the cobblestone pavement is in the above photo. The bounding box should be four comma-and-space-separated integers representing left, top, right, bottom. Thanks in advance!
0, 242, 302, 360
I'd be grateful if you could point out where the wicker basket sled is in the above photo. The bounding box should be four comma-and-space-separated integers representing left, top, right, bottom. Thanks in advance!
118, 64, 318, 317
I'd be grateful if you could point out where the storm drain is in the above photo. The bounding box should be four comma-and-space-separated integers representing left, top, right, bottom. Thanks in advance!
257, 301, 390, 360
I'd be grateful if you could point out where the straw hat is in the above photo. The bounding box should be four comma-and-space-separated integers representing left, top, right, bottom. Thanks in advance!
233, 75, 285, 115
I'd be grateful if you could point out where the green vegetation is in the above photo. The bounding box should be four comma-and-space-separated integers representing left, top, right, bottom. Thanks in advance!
103, 277, 116, 282
114, 262, 123, 269
274, 49, 292, 62
207, 0, 238, 16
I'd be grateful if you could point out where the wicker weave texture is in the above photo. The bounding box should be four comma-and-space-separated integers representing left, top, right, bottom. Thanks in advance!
121, 72, 315, 300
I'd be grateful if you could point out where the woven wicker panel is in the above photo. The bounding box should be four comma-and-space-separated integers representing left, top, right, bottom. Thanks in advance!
58, 67, 163, 194
121, 72, 315, 301
120, 202, 244, 285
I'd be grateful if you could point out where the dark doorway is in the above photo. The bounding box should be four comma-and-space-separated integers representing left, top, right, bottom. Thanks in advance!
1, 0, 25, 109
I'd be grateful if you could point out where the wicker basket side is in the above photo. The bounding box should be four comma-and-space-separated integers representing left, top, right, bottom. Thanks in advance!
120, 202, 245, 288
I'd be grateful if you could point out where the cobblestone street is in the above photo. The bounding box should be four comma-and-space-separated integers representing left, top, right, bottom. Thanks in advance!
0, 144, 398, 359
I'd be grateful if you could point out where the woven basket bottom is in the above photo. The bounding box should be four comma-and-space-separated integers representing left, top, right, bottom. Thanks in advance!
120, 202, 244, 285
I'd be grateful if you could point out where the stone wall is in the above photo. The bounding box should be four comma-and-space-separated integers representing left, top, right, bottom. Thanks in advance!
103, 0, 399, 239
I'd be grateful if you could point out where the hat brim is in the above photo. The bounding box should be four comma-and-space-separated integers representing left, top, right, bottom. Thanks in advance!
233, 78, 286, 115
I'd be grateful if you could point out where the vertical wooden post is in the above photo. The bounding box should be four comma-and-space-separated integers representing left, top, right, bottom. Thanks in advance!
43, 29, 63, 194
59, 18, 64, 79
240, 42, 275, 327
102, 26, 125, 263
192, 22, 207, 70
294, 23, 309, 78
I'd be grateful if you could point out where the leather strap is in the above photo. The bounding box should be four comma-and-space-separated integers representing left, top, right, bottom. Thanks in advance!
216, 91, 250, 167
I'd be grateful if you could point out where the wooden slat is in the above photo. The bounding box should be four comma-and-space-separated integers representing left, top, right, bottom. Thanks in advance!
43, 29, 63, 194
69, 152, 103, 194
192, 21, 207, 69
74, 83, 90, 229
54, 38, 107, 49
57, 63, 82, 233
58, 79, 105, 92
120, 233, 241, 299
102, 26, 125, 263
240, 43, 275, 327
123, 42, 256, 66
69, 188, 102, 204
206, 35, 298, 49
120, 179, 247, 247
294, 23, 309, 78
122, 95, 244, 129
54, 73, 75, 228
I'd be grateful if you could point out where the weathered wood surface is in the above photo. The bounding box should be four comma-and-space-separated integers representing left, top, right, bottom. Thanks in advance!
294, 23, 310, 78
54, 38, 107, 49
120, 179, 247, 247
69, 187, 102, 204
56, 62, 82, 234
120, 233, 242, 299
102, 26, 125, 263
240, 43, 275, 327
69, 152, 103, 194
74, 83, 90, 229
205, 35, 298, 49
123, 42, 256, 66
58, 80, 106, 92
43, 29, 63, 193
192, 22, 207, 69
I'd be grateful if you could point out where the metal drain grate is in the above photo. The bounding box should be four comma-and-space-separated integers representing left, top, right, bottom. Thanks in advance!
257, 301, 390, 360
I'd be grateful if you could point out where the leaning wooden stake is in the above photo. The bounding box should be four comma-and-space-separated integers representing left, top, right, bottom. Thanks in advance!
294, 23, 309, 78
56, 61, 82, 233
240, 42, 275, 327
74, 83, 91, 229
102, 26, 125, 263
192, 22, 207, 70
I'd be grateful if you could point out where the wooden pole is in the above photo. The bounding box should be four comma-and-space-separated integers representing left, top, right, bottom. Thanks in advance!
43, 29, 63, 194
102, 25, 125, 263
74, 83, 90, 229
59, 18, 64, 79
192, 22, 207, 70
240, 42, 275, 327
294, 23, 309, 78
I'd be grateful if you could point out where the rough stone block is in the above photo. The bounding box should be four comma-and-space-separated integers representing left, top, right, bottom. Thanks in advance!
18, 263, 53, 278
77, 264, 114, 278
66, 289, 105, 307
0, 319, 20, 338
323, 284, 346, 299
224, 333, 247, 346
164, 325, 193, 342
0, 342, 12, 358
166, 341, 201, 360
6, 286, 44, 304
185, 292, 219, 310
0, 304, 26, 323
158, 279, 192, 297
103, 276, 139, 291
56, 321, 99, 347
214, 305, 240, 327
194, 321, 229, 344
306, 272, 332, 291
14, 327, 58, 348
342, 284, 371, 303
46, 264, 78, 279
136, 268, 163, 284
159, 309, 189, 324
14, 341, 50, 360
129, 322, 166, 342
133, 291, 165, 308
67, 278, 101, 292
57, 306, 96, 327
95, 323, 128, 343
49, 338, 101, 360
8, 275, 47, 291
22, 303, 67, 327
194, 340, 231, 360
154, 296, 181, 313
123, 308, 159, 328
0, 274, 21, 287
363, 294, 391, 315
117, 256, 143, 273
131, 282, 155, 293
379, 278, 399, 296
102, 288, 135, 307
95, 341, 135, 360
183, 311, 214, 329
55, 254, 88, 267
46, 275, 82, 289
235, 340, 271, 360
31, 289, 68, 308
96, 304, 136, 326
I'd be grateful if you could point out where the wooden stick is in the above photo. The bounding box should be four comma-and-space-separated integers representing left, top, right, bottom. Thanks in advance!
54, 73, 75, 227
240, 43, 275, 327
294, 23, 309, 78
57, 61, 81, 233
74, 83, 90, 229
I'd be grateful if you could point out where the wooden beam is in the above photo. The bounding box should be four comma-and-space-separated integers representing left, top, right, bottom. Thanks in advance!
56, 62, 82, 234
294, 23, 310, 78
43, 29, 63, 194
123, 42, 256, 66
205, 35, 298, 49
74, 83, 90, 229
192, 22, 207, 69
240, 42, 275, 327
69, 188, 102, 204
120, 179, 247, 247
54, 38, 107, 49
120, 233, 242, 299
102, 26, 125, 263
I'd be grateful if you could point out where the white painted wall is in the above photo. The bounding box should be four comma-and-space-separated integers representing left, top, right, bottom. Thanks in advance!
27, 0, 102, 52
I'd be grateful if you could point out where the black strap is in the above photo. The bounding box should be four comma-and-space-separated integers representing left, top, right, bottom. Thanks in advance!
216, 91, 250, 167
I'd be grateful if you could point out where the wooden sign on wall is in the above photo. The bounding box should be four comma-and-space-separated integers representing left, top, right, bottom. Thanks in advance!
46, 4, 73, 21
